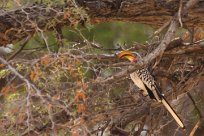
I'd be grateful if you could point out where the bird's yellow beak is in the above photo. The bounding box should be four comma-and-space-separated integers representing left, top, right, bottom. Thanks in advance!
117, 51, 137, 63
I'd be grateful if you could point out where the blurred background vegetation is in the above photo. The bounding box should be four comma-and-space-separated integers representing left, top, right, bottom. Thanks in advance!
14, 22, 154, 53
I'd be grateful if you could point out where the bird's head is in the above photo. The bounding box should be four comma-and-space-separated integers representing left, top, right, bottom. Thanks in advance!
116, 51, 140, 63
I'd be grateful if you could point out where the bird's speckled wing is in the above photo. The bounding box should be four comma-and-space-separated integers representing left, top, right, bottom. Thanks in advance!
135, 68, 162, 102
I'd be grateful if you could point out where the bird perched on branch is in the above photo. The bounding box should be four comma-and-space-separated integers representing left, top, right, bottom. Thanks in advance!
116, 51, 184, 129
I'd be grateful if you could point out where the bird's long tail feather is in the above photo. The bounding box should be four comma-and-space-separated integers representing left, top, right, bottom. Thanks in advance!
161, 97, 185, 128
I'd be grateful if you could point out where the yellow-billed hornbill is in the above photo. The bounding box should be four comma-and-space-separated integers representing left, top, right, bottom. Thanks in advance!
117, 51, 184, 129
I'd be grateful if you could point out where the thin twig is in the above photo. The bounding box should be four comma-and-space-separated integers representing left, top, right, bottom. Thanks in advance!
187, 92, 203, 136
187, 92, 202, 118
178, 0, 183, 27
152, 20, 171, 36
189, 119, 203, 136
0, 56, 47, 103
